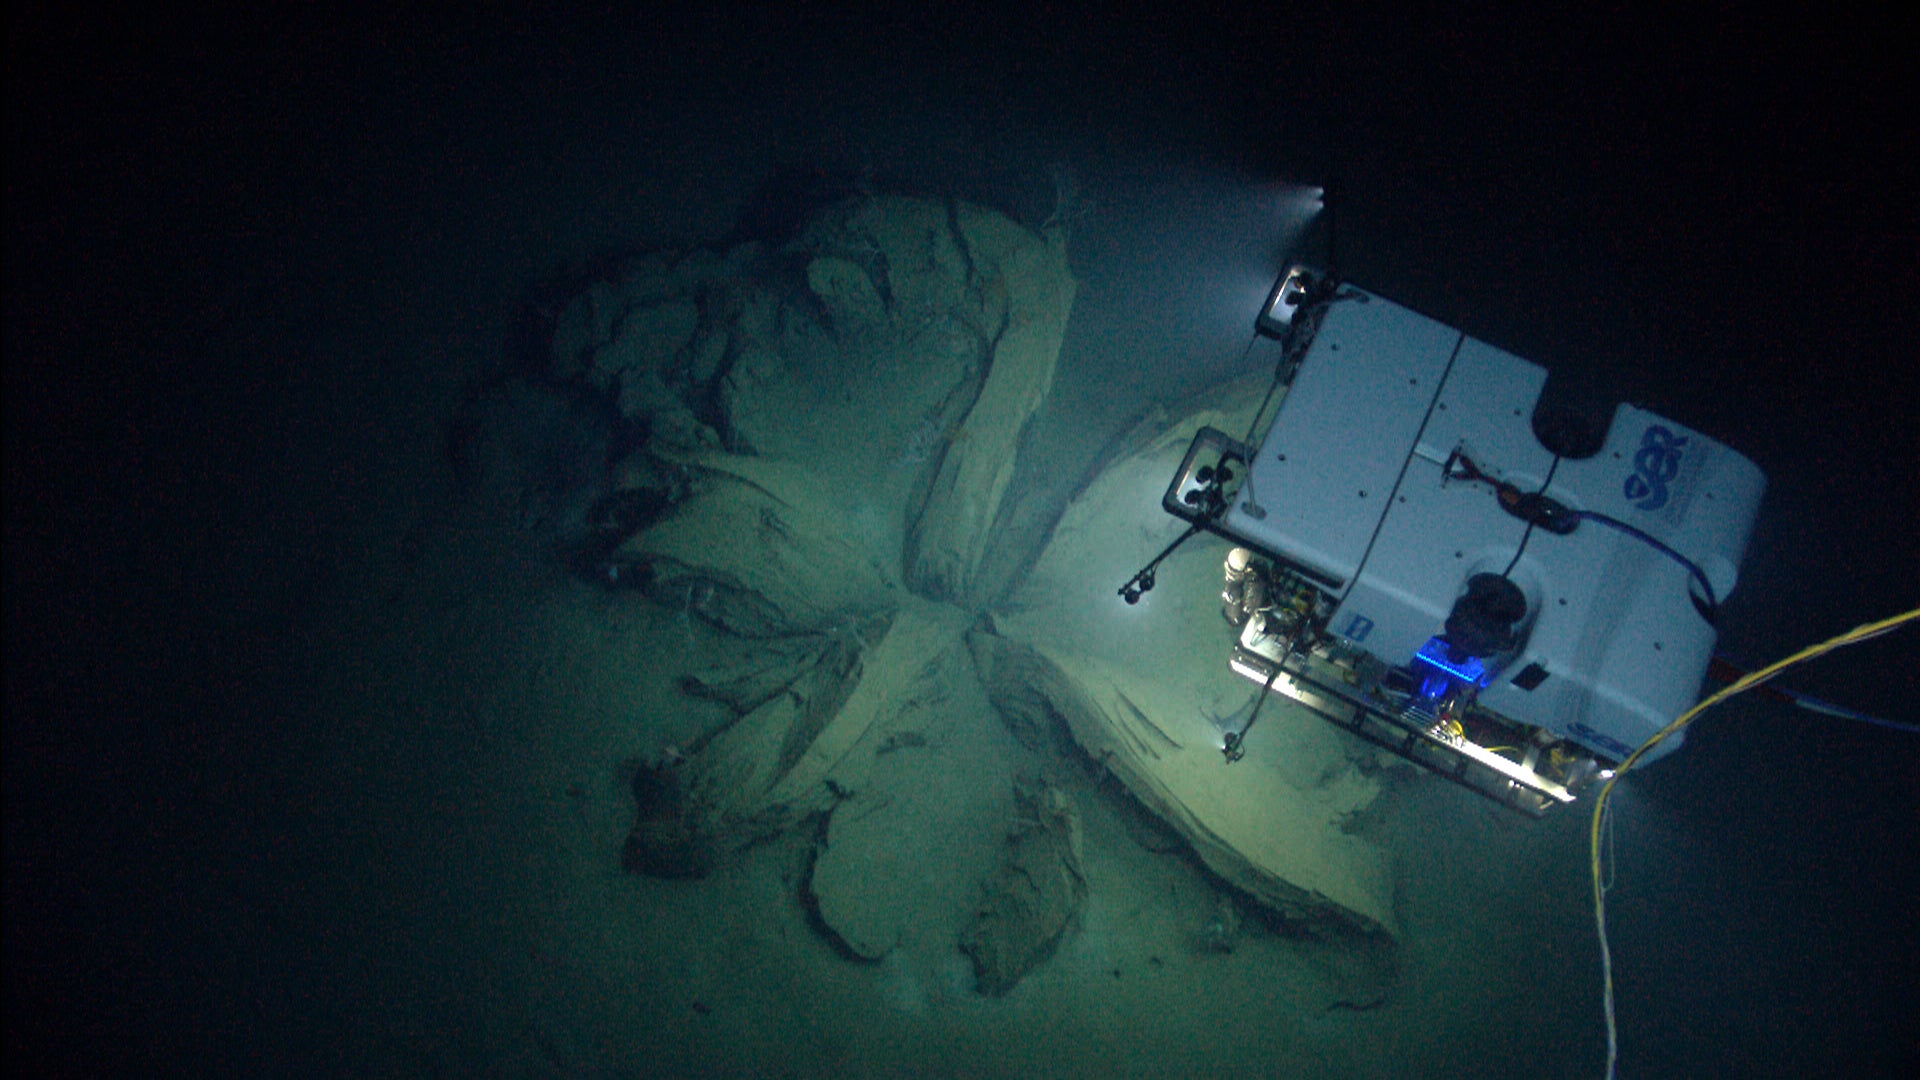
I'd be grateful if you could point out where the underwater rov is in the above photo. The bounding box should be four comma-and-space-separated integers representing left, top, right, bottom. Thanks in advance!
1121, 265, 1765, 815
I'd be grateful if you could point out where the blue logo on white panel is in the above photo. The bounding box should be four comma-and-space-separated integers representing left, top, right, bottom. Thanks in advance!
1623, 425, 1688, 511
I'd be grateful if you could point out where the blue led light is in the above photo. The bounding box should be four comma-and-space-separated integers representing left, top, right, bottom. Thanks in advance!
1414, 636, 1489, 687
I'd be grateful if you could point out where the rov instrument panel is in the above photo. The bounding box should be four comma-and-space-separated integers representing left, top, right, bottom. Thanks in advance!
1166, 268, 1765, 814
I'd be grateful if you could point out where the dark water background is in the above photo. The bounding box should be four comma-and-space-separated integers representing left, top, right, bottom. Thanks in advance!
7, 6, 1915, 1076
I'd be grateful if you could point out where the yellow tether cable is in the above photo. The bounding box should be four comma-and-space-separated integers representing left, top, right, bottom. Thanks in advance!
1590, 606, 1919, 1079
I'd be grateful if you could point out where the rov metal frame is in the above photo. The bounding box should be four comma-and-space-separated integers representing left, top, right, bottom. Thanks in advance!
1227, 620, 1575, 817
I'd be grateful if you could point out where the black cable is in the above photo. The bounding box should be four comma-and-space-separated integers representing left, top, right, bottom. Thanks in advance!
1236, 334, 1279, 448
1244, 274, 1362, 447
1332, 334, 1468, 612
1500, 522, 1537, 579
1225, 643, 1291, 763
1453, 450, 1719, 620
1501, 456, 1562, 578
